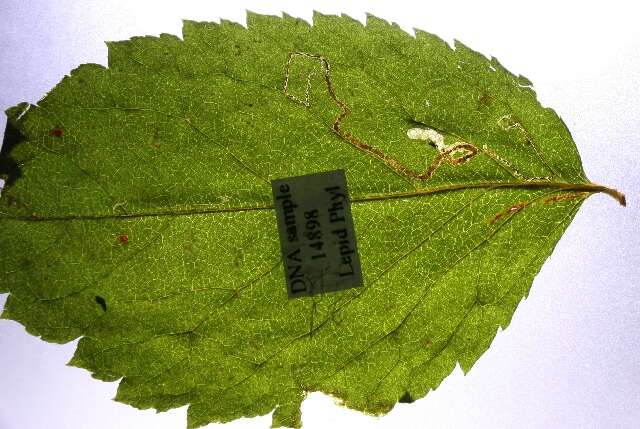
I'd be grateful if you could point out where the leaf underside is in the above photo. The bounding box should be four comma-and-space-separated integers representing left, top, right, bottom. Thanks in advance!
0, 11, 609, 428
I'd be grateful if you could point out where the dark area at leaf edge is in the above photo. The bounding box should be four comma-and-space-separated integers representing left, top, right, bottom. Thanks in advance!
0, 104, 28, 188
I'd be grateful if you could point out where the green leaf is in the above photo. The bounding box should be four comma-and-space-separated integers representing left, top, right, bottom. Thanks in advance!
0, 11, 625, 428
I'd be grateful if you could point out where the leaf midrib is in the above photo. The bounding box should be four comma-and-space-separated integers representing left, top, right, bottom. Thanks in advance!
0, 180, 624, 222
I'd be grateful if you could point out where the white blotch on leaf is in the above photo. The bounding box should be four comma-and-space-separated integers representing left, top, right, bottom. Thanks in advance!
407, 127, 445, 151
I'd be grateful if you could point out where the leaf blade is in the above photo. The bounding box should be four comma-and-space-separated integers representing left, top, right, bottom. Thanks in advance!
0, 12, 624, 428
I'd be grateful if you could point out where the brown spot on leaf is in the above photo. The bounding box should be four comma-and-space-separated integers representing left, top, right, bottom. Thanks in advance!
50, 127, 63, 137
508, 202, 526, 214
544, 192, 589, 205
489, 212, 504, 225
489, 201, 527, 225
477, 91, 493, 110
118, 234, 129, 244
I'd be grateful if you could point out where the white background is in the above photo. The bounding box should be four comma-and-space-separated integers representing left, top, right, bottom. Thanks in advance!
1, 1, 639, 428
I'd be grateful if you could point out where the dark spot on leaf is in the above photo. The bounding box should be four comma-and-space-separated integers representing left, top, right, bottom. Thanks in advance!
50, 127, 63, 137
19, 258, 32, 270
118, 234, 129, 244
477, 91, 492, 110
399, 391, 415, 404
95, 296, 107, 312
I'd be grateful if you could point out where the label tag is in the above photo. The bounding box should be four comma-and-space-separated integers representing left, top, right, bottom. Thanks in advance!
271, 169, 363, 299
